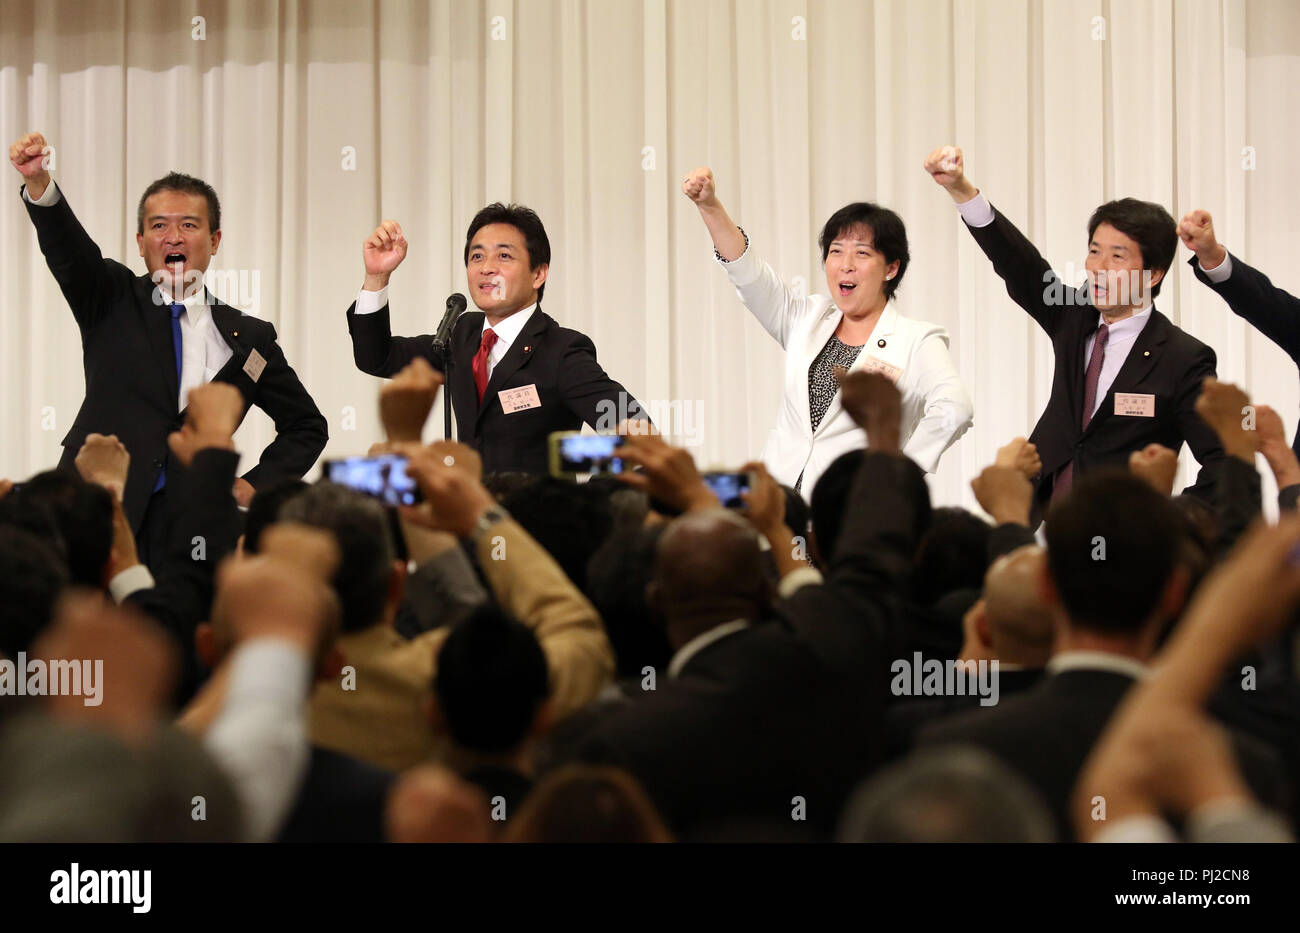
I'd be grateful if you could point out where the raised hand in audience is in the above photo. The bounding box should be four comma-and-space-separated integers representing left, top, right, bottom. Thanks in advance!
1195, 377, 1259, 463
1128, 443, 1179, 497
1255, 404, 1300, 492
838, 370, 902, 453
994, 437, 1041, 479
168, 383, 242, 468
75, 433, 130, 503
614, 433, 718, 513
380, 358, 443, 443
402, 441, 499, 537
971, 462, 1033, 528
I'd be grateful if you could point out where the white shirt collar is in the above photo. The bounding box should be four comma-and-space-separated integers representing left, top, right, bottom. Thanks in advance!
481, 303, 537, 348
667, 619, 750, 678
1046, 650, 1148, 680
1095, 304, 1152, 339
153, 282, 212, 326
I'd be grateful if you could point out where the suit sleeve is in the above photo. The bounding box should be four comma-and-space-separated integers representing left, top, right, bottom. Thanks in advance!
473, 518, 614, 719
345, 301, 446, 377
1191, 253, 1300, 361
718, 239, 821, 349
900, 329, 974, 472
1175, 343, 1226, 501
1207, 456, 1262, 557
778, 451, 930, 671
964, 204, 1081, 339
21, 184, 133, 329
241, 324, 329, 489
556, 332, 650, 431
126, 447, 243, 705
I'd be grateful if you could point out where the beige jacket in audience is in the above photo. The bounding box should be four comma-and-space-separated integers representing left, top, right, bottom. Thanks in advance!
309, 517, 614, 772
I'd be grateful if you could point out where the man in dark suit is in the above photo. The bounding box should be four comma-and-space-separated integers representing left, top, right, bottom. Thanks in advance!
918, 471, 1288, 841
1179, 207, 1300, 460
552, 373, 929, 837
345, 204, 647, 474
925, 145, 1224, 520
10, 132, 328, 564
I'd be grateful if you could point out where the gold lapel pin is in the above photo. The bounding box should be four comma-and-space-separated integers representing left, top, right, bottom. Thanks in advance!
1143, 350, 1149, 356
232, 331, 239, 338
523, 345, 532, 353
878, 339, 886, 348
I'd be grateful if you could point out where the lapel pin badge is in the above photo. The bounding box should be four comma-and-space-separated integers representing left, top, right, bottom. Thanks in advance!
524, 345, 532, 353
878, 339, 886, 348
1143, 350, 1149, 357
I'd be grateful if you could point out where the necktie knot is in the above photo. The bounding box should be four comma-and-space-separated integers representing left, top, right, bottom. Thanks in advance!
170, 301, 184, 321
480, 328, 498, 352
1095, 322, 1109, 347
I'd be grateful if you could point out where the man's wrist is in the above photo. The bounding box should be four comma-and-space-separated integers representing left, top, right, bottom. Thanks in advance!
948, 180, 979, 204
24, 174, 51, 201
990, 505, 1032, 528
1197, 245, 1228, 272
466, 502, 510, 544
363, 272, 391, 291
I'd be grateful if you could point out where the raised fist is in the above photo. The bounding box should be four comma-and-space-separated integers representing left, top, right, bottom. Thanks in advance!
9, 132, 52, 198
1177, 209, 1226, 269
681, 166, 718, 206
923, 145, 966, 189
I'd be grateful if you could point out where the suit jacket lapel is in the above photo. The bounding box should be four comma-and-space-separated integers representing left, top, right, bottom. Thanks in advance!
1081, 309, 1166, 438
451, 313, 484, 436
136, 275, 181, 409
476, 309, 548, 426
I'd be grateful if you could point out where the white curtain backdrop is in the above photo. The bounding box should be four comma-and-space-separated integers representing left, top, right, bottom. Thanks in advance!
2, 0, 1298, 515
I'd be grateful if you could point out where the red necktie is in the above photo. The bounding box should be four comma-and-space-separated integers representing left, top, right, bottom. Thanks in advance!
473, 328, 498, 403
1053, 323, 1109, 503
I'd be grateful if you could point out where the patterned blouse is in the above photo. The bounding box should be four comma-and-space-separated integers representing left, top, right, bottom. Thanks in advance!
794, 333, 864, 493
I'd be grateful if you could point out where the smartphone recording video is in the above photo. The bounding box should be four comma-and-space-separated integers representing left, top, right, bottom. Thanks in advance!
322, 454, 423, 507
549, 432, 626, 478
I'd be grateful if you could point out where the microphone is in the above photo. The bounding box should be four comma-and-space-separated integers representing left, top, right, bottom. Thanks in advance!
433, 293, 467, 349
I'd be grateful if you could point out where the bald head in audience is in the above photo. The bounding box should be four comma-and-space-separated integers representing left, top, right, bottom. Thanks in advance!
960, 545, 1054, 668
647, 510, 773, 649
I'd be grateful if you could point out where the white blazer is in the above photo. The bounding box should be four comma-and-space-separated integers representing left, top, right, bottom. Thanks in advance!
719, 242, 974, 499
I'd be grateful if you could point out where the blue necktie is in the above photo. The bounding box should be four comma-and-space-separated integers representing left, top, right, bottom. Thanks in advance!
152, 302, 185, 492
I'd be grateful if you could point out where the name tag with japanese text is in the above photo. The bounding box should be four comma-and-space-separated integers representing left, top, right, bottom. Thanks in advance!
1114, 393, 1155, 417
499, 384, 542, 413
242, 348, 267, 383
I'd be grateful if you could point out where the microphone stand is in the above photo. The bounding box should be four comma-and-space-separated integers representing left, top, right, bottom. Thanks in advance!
435, 336, 454, 441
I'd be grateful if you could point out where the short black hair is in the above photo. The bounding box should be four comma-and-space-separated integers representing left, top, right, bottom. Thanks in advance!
278, 483, 394, 633
912, 508, 993, 607
502, 478, 612, 590
1045, 470, 1185, 634
809, 451, 862, 565
585, 524, 672, 678
14, 471, 113, 588
0, 526, 68, 659
137, 171, 221, 236
434, 604, 549, 754
463, 203, 551, 302
1086, 198, 1177, 298
242, 478, 310, 555
818, 202, 910, 301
